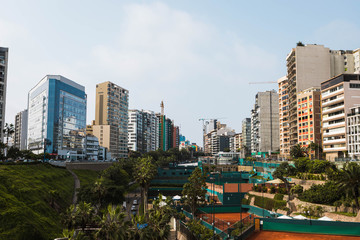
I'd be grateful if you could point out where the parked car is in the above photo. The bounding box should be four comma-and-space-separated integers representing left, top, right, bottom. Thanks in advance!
133, 199, 138, 205
131, 205, 136, 211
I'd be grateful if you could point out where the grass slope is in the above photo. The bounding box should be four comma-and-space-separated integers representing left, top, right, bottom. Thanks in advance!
72, 169, 100, 186
0, 163, 74, 240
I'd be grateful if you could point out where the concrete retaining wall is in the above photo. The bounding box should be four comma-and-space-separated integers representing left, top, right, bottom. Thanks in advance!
66, 162, 113, 171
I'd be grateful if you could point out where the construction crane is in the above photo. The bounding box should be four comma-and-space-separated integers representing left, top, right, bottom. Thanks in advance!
198, 118, 226, 149
248, 81, 277, 84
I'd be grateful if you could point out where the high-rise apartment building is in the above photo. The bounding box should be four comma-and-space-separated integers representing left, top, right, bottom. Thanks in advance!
94, 81, 129, 159
297, 87, 321, 159
278, 76, 290, 159
14, 109, 28, 150
230, 133, 242, 152
128, 109, 159, 153
241, 118, 251, 153
280, 44, 358, 157
321, 74, 360, 161
172, 125, 180, 149
0, 47, 8, 142
27, 75, 87, 159
347, 106, 360, 159
251, 91, 279, 155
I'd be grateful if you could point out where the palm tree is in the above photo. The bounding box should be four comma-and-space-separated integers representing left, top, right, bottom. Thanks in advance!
3, 123, 14, 158
93, 176, 107, 209
134, 157, 156, 213
75, 202, 95, 233
96, 204, 129, 240
335, 163, 360, 211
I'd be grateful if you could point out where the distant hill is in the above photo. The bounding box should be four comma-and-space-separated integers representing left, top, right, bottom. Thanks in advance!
0, 163, 74, 240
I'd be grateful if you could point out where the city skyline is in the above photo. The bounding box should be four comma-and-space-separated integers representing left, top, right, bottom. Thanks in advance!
1, 1, 360, 145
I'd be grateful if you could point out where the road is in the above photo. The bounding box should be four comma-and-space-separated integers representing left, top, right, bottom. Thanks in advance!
124, 187, 141, 220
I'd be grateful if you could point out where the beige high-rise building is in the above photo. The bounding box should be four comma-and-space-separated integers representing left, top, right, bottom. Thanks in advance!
279, 44, 357, 158
321, 74, 360, 161
93, 81, 129, 159
297, 87, 321, 159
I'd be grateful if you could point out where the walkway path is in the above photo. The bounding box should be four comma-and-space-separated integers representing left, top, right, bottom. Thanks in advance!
67, 169, 80, 206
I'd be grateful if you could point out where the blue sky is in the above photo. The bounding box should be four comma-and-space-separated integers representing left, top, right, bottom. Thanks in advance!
1, 0, 360, 146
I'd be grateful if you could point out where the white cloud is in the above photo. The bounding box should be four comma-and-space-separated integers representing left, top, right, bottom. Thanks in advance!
3, 2, 280, 145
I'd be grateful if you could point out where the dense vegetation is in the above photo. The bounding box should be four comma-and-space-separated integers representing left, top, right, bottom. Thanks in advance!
0, 163, 74, 239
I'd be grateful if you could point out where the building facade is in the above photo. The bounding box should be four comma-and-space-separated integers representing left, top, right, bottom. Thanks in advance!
251, 90, 279, 155
14, 109, 28, 150
128, 109, 159, 153
278, 76, 290, 159
297, 87, 321, 159
83, 134, 99, 161
321, 74, 360, 161
347, 106, 360, 159
94, 81, 129, 159
0, 47, 8, 142
241, 118, 251, 154
282, 44, 360, 158
27, 75, 87, 159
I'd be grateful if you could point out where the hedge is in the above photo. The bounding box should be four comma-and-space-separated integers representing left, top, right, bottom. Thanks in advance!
274, 193, 284, 201
253, 196, 286, 211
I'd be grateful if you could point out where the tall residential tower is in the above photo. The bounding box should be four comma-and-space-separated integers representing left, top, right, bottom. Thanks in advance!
0, 47, 8, 142
93, 81, 129, 159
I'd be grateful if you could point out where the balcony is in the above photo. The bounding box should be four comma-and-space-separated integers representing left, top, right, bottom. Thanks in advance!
323, 138, 346, 145
322, 88, 344, 100
322, 113, 345, 122
323, 121, 345, 129
323, 146, 346, 152
322, 105, 344, 115
322, 95, 344, 107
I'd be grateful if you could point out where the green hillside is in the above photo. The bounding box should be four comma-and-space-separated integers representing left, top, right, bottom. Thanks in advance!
72, 169, 100, 186
0, 163, 74, 240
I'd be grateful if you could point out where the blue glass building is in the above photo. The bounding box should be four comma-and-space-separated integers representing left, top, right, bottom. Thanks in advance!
27, 75, 86, 159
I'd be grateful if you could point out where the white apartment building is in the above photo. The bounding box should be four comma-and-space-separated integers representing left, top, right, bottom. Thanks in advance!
321, 74, 360, 161
128, 109, 159, 153
14, 109, 28, 150
83, 135, 99, 161
347, 106, 360, 159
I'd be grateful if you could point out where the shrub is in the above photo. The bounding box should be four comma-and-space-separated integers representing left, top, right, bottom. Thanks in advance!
274, 194, 284, 201
274, 200, 287, 210
270, 186, 276, 194
262, 187, 268, 193
278, 188, 287, 194
299, 181, 343, 205
291, 185, 303, 194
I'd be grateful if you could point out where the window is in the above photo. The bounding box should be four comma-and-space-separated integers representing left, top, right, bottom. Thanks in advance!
350, 83, 360, 88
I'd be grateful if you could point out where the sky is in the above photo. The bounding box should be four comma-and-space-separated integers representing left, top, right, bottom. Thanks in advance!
1, 0, 360, 146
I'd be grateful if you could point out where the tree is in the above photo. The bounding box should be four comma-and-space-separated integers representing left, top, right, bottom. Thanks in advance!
290, 144, 306, 159
182, 167, 207, 218
335, 163, 360, 211
74, 202, 95, 233
134, 157, 157, 213
307, 142, 321, 160
3, 123, 14, 158
96, 204, 129, 240
273, 162, 296, 201
334, 200, 342, 212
